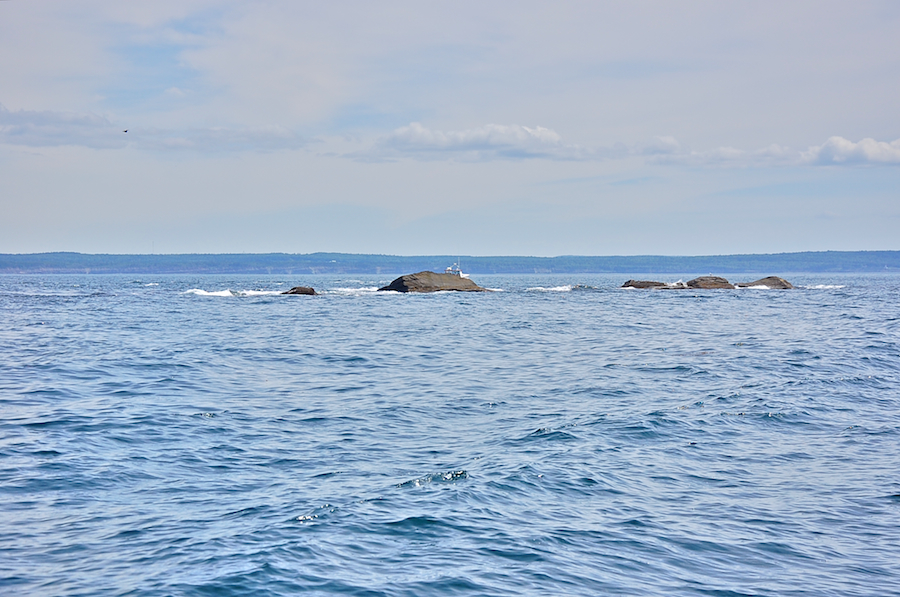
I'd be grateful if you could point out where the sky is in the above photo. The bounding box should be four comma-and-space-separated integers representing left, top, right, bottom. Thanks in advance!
1, 1, 899, 256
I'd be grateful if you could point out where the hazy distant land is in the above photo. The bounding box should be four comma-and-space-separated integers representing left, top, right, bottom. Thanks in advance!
1, 251, 899, 275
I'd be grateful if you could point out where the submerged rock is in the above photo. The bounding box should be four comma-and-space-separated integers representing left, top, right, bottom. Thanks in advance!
686, 276, 735, 289
378, 271, 489, 293
735, 276, 794, 289
282, 286, 317, 295
621, 279, 688, 289
622, 280, 668, 288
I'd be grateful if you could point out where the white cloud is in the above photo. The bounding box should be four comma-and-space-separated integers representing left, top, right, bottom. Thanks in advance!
0, 103, 126, 149
802, 136, 900, 165
5, 101, 898, 169
648, 137, 900, 168
389, 122, 561, 149
638, 136, 682, 156
648, 142, 795, 167
0, 104, 304, 152
362, 122, 597, 161
362, 124, 900, 168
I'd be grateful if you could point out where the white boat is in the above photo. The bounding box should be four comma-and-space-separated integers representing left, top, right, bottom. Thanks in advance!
444, 261, 470, 278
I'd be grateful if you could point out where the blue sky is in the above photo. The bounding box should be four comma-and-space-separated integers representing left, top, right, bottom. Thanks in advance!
1, 1, 898, 255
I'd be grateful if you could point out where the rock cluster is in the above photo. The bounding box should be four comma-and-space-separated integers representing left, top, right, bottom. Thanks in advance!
378, 271, 490, 293
280, 274, 794, 295
687, 276, 734, 289
282, 286, 317, 295
622, 276, 793, 289
734, 276, 794, 289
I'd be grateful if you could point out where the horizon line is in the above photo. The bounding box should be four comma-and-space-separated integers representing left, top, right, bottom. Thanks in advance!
3, 249, 900, 258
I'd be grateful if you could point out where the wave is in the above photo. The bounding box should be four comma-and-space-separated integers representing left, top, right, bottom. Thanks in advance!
183, 288, 283, 297
397, 470, 468, 488
527, 284, 596, 292
325, 286, 382, 296
526, 285, 575, 292
734, 283, 846, 290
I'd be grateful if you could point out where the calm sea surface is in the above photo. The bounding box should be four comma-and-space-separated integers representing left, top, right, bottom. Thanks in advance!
2, 273, 899, 596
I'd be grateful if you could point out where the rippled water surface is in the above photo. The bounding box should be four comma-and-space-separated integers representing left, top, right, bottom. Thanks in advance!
2, 273, 900, 596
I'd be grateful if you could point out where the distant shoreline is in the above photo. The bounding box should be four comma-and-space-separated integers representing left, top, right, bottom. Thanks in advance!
1, 251, 899, 275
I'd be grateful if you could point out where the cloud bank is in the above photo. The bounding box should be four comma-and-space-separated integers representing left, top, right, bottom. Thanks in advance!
361, 122, 900, 168
653, 137, 900, 167
802, 136, 900, 165
0, 104, 126, 149
367, 122, 590, 161
0, 104, 305, 153
4, 104, 898, 168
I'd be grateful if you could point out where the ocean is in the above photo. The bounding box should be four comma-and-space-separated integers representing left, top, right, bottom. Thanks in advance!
2, 273, 899, 596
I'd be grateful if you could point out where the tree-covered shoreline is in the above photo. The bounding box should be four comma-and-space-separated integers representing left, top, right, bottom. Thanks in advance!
2, 251, 899, 274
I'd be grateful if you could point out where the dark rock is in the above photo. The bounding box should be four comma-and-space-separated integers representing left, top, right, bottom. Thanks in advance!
735, 276, 794, 289
686, 276, 734, 289
282, 286, 317, 295
623, 275, 792, 290
378, 271, 489, 293
622, 280, 668, 288
622, 279, 688, 289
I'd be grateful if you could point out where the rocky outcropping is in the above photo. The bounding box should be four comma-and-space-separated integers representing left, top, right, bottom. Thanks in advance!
282, 286, 317, 295
378, 271, 489, 293
621, 280, 669, 289
623, 276, 793, 289
735, 276, 794, 289
686, 276, 734, 289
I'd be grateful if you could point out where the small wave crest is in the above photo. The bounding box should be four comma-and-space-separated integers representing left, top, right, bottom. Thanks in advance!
295, 503, 337, 523
325, 286, 382, 296
184, 288, 234, 297
397, 470, 468, 488
802, 284, 846, 290
184, 288, 283, 297
527, 285, 575, 292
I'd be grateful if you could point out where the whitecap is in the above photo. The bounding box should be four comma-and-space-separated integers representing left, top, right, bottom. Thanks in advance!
184, 288, 235, 297
326, 286, 382, 296
526, 285, 573, 292
238, 290, 283, 296
803, 284, 846, 290
184, 288, 284, 297
398, 470, 468, 488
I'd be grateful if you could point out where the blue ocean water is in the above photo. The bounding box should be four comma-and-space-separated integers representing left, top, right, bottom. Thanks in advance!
2, 273, 899, 596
